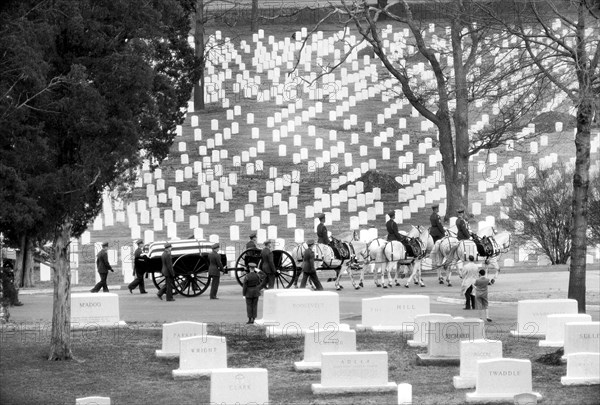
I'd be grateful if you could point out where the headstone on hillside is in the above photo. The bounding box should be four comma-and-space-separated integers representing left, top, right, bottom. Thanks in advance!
311, 352, 397, 394
155, 321, 208, 358
407, 313, 453, 347
539, 314, 592, 347
453, 339, 503, 389
417, 318, 485, 365
356, 295, 430, 332
71, 293, 126, 329
510, 299, 578, 338
562, 322, 600, 360
75, 397, 111, 405
294, 329, 357, 371
210, 368, 269, 405
465, 359, 541, 403
561, 352, 600, 386
172, 335, 227, 379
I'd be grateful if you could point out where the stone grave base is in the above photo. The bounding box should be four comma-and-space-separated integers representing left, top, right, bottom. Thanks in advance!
155, 350, 179, 359
416, 353, 460, 366
173, 368, 228, 380
538, 340, 563, 347
294, 361, 321, 371
311, 382, 397, 395
466, 392, 542, 403
71, 320, 127, 330
266, 323, 350, 337
560, 376, 600, 386
406, 339, 427, 348
452, 376, 476, 389
355, 324, 414, 333
509, 331, 543, 339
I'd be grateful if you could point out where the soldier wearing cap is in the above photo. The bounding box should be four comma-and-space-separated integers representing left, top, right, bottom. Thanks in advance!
246, 234, 258, 250
157, 242, 175, 301
316, 214, 329, 245
386, 211, 405, 242
90, 242, 113, 293
299, 240, 323, 291
456, 209, 471, 240
127, 239, 147, 294
242, 262, 262, 324
208, 243, 224, 299
429, 205, 445, 243
259, 240, 277, 289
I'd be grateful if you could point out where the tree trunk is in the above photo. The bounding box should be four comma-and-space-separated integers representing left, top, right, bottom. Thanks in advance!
23, 236, 35, 287
48, 218, 73, 361
568, 98, 592, 313
13, 234, 26, 288
193, 0, 205, 111
251, 0, 259, 33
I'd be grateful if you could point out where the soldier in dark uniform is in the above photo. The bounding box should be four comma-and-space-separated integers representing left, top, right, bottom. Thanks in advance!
157, 243, 175, 301
246, 234, 258, 250
128, 239, 147, 294
386, 210, 405, 242
91, 242, 113, 293
259, 240, 277, 289
208, 243, 224, 299
242, 262, 261, 324
316, 214, 329, 244
456, 209, 472, 240
299, 240, 323, 290
429, 205, 445, 243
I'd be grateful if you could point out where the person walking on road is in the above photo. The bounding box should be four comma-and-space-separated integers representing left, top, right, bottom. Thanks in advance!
242, 262, 261, 324
259, 240, 277, 289
474, 269, 492, 322
157, 243, 175, 302
460, 255, 478, 310
128, 239, 147, 294
299, 240, 323, 290
208, 243, 224, 300
91, 242, 113, 293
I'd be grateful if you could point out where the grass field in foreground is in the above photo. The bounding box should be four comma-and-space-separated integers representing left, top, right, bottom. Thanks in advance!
1, 322, 599, 405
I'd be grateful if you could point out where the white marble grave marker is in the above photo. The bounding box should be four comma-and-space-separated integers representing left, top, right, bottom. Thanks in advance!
210, 368, 269, 405
356, 295, 430, 332
539, 313, 592, 347
453, 339, 503, 389
417, 318, 485, 365
466, 359, 541, 403
155, 321, 208, 358
172, 335, 227, 379
75, 397, 111, 405
563, 322, 600, 360
510, 299, 578, 338
561, 352, 600, 385
407, 313, 453, 347
71, 293, 126, 329
294, 329, 357, 371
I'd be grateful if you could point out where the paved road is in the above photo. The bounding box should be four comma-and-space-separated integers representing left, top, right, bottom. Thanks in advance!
9, 270, 599, 331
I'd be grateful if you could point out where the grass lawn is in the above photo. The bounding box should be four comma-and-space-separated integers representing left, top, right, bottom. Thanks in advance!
1, 320, 599, 405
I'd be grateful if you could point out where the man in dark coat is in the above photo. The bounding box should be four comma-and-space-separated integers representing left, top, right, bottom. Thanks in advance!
242, 262, 261, 324
456, 209, 472, 240
157, 243, 175, 301
127, 239, 147, 294
429, 205, 445, 243
386, 210, 405, 242
208, 243, 224, 299
91, 242, 113, 293
299, 240, 323, 290
259, 240, 277, 289
246, 234, 258, 250
316, 214, 329, 244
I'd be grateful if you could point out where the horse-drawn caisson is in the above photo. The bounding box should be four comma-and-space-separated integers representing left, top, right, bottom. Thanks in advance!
136, 239, 299, 297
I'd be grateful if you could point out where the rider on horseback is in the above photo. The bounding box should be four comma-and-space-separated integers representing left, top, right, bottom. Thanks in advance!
429, 204, 445, 243
317, 213, 348, 260
456, 209, 494, 257
456, 209, 472, 241
386, 211, 421, 258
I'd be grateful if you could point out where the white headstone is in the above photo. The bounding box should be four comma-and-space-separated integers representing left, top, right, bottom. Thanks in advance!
453, 339, 503, 389
210, 368, 269, 405
294, 329, 357, 371
75, 397, 111, 405
155, 321, 208, 358
407, 313, 454, 347
356, 295, 430, 332
510, 299, 578, 338
71, 293, 126, 329
466, 359, 541, 403
172, 335, 228, 379
561, 352, 600, 385
417, 318, 486, 365
539, 314, 592, 347
563, 322, 600, 360
312, 352, 397, 394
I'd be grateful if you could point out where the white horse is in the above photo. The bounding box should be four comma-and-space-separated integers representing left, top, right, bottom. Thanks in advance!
400, 225, 435, 288
430, 236, 460, 286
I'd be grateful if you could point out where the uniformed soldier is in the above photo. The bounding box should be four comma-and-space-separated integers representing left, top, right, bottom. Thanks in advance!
91, 242, 113, 293
386, 211, 404, 242
246, 234, 257, 250
429, 205, 445, 243
316, 214, 329, 244
299, 240, 323, 291
259, 240, 277, 289
157, 243, 175, 301
208, 243, 224, 299
128, 239, 147, 294
456, 209, 471, 240
242, 263, 262, 324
